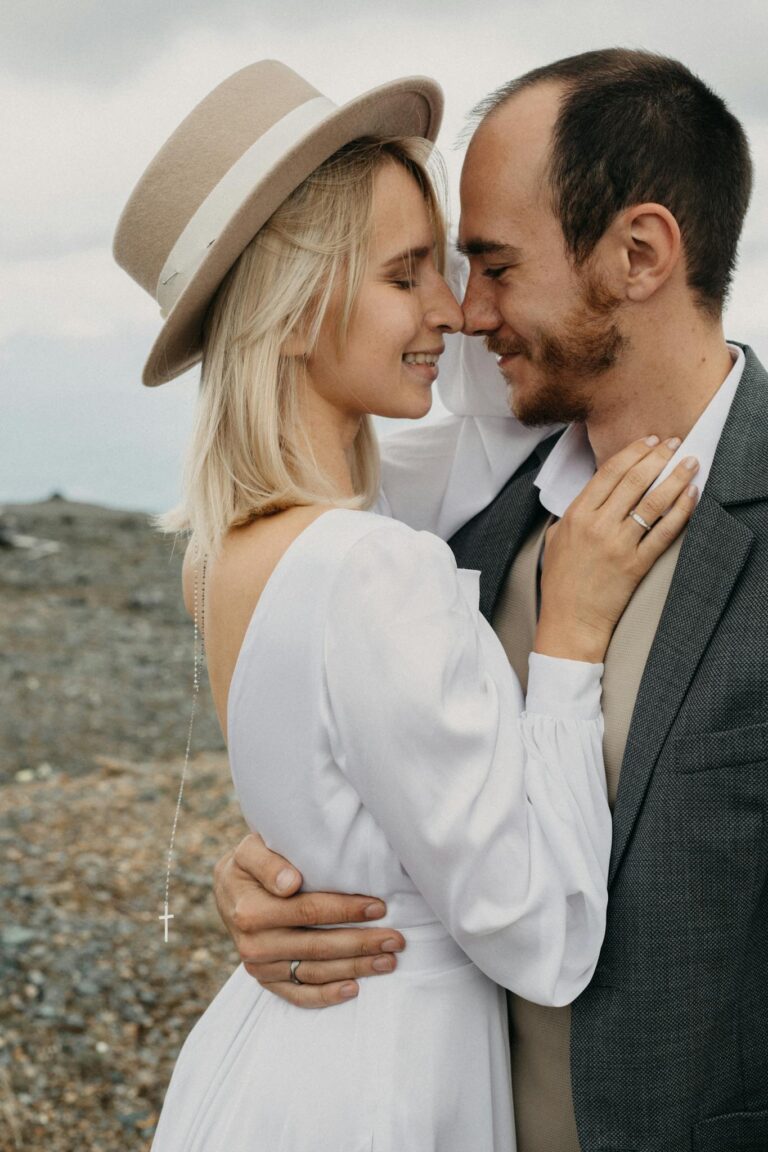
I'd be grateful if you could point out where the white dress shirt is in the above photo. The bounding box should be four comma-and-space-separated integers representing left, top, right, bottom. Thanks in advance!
535, 344, 745, 517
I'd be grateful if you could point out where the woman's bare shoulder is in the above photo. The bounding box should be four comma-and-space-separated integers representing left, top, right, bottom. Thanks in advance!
182, 506, 409, 619
190, 507, 332, 610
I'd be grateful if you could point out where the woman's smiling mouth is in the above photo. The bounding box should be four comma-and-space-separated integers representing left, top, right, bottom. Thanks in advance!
403, 349, 442, 382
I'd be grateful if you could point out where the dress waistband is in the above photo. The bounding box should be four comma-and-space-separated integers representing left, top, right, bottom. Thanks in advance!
386, 922, 471, 975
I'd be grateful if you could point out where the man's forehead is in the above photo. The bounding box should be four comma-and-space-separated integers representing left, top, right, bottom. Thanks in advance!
463, 82, 561, 178
458, 143, 534, 245
459, 85, 561, 241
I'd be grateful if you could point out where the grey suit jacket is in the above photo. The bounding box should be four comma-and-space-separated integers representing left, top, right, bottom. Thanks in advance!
449, 345, 768, 1152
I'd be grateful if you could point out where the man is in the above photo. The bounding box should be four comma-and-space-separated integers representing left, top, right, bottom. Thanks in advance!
212, 50, 768, 1151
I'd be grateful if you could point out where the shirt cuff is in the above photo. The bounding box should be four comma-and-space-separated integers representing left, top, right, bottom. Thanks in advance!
524, 652, 604, 721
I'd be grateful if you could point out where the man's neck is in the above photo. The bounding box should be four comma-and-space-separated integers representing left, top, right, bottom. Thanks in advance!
585, 321, 734, 466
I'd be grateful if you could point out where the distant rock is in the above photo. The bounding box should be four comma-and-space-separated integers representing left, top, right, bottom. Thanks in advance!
126, 589, 165, 610
0, 525, 60, 555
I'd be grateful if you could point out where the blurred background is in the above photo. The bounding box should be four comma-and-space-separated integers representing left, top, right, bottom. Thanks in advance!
2, 2, 767, 1149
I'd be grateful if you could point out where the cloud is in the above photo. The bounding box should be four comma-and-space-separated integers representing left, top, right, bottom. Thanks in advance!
0, 247, 157, 344
2, 37, 262, 260
1, 0, 261, 86
7, 0, 768, 111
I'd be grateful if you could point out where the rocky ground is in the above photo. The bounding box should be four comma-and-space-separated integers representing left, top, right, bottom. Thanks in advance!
0, 497, 223, 785
0, 499, 248, 1152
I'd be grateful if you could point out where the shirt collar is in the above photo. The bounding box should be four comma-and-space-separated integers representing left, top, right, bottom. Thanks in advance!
535, 344, 746, 518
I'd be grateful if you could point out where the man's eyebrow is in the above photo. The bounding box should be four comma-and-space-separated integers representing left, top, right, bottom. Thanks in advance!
455, 239, 523, 260
380, 245, 432, 269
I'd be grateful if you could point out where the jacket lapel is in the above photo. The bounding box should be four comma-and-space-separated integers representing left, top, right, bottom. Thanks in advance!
449, 434, 561, 621
609, 345, 768, 885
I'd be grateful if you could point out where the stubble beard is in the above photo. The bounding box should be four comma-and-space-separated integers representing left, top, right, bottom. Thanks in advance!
487, 270, 629, 427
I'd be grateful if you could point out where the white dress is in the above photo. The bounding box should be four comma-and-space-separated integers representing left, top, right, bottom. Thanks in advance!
151, 506, 610, 1152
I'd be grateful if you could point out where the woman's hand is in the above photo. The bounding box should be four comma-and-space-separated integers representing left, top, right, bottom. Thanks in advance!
535, 435, 699, 663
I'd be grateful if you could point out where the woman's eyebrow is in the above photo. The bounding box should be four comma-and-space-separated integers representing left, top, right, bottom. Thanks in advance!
380, 245, 432, 269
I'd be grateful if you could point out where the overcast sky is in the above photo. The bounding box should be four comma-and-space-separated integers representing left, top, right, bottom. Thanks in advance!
3, 0, 768, 512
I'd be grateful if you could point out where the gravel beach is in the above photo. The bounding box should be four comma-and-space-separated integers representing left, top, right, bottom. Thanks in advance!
0, 498, 247, 1151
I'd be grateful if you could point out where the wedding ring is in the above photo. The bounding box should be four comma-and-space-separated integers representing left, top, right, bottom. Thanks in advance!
628, 509, 652, 531
289, 959, 304, 985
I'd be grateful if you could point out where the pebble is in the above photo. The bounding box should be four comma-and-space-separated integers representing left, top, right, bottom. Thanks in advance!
2, 925, 38, 947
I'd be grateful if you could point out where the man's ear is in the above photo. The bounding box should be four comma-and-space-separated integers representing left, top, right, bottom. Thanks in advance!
616, 203, 682, 303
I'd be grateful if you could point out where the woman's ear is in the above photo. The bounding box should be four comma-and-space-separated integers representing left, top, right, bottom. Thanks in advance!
281, 329, 310, 358
619, 203, 682, 303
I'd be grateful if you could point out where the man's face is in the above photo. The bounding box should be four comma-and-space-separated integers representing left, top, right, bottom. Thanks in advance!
458, 83, 626, 426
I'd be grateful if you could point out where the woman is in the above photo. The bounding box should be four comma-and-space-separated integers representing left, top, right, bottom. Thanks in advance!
114, 62, 697, 1151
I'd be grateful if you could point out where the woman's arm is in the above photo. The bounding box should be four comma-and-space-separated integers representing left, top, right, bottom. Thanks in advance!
378, 406, 557, 540
324, 521, 609, 1005
212, 438, 699, 1006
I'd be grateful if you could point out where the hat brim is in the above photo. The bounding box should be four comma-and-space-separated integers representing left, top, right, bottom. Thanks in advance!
142, 76, 443, 387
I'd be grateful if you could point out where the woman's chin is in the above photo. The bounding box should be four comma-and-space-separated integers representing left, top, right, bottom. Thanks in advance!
402, 387, 434, 420
368, 387, 435, 423
370, 391, 433, 422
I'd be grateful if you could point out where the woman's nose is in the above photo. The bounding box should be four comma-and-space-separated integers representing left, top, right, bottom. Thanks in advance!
426, 276, 464, 334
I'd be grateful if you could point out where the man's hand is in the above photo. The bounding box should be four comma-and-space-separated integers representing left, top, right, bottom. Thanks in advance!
213, 833, 405, 1007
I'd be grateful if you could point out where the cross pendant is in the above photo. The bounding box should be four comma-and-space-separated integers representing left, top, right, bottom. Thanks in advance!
159, 902, 174, 943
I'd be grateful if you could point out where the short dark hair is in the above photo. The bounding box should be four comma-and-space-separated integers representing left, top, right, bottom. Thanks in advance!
472, 49, 752, 316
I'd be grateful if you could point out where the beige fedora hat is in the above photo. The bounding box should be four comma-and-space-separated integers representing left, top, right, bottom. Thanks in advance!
113, 60, 443, 387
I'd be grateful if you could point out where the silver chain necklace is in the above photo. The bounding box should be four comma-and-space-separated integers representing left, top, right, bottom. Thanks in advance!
158, 553, 207, 942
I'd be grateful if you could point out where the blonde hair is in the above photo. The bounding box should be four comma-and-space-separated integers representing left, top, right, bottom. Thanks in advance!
157, 135, 447, 559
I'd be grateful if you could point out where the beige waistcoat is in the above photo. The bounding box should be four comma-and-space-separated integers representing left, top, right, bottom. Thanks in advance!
492, 514, 684, 1152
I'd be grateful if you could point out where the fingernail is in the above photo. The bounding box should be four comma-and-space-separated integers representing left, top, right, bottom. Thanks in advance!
644, 435, 660, 446
363, 902, 386, 919
683, 455, 698, 470
665, 437, 681, 450
372, 956, 394, 972
276, 868, 298, 892
340, 982, 359, 998
380, 937, 403, 952
687, 484, 699, 499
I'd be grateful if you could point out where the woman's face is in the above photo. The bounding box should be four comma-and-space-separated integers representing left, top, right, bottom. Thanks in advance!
305, 161, 464, 421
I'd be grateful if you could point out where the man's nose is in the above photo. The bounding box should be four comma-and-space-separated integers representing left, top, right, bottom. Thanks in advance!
461, 275, 503, 336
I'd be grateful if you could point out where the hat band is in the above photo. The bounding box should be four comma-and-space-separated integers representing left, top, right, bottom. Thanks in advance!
156, 95, 337, 319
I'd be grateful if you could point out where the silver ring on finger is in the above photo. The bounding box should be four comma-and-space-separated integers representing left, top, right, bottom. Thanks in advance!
289, 959, 304, 985
628, 509, 652, 532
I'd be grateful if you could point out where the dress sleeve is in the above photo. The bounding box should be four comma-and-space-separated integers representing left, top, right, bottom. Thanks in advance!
378, 413, 552, 540
323, 522, 610, 1006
